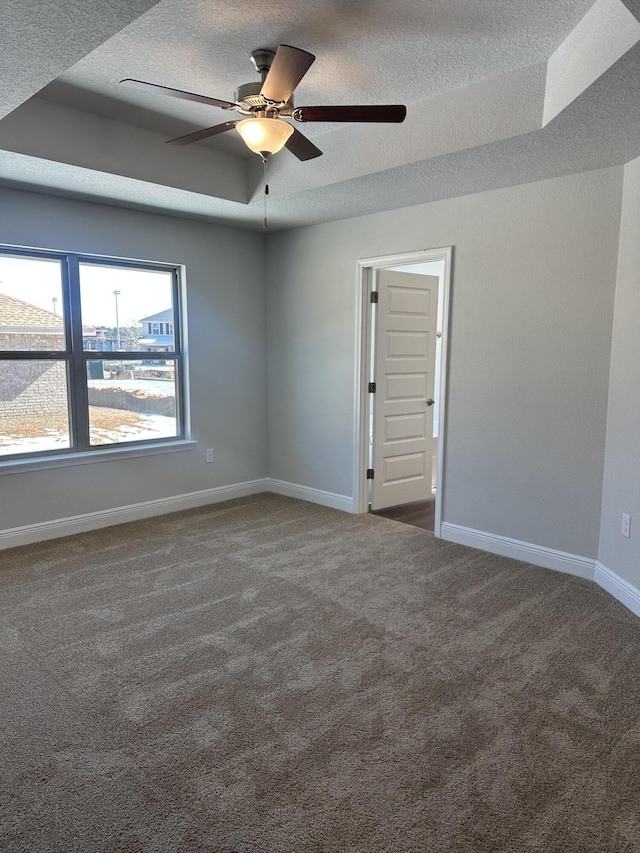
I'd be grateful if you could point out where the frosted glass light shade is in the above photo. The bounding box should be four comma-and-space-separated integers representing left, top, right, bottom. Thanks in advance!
236, 117, 294, 155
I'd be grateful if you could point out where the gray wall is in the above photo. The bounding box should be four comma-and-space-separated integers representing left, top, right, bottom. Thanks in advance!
266, 167, 623, 559
0, 166, 627, 565
0, 187, 266, 530
599, 155, 640, 583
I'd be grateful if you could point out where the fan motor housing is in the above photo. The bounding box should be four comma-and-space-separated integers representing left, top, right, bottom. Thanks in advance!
234, 81, 293, 111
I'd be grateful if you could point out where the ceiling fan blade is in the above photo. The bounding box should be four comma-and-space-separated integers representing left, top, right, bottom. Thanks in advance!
166, 120, 239, 146
285, 127, 323, 161
292, 105, 407, 123
120, 78, 236, 111
260, 45, 315, 104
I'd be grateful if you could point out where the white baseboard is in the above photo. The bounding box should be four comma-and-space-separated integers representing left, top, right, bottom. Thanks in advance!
440, 522, 596, 580
3, 480, 639, 622
595, 562, 640, 618
266, 478, 355, 513
0, 477, 356, 550
0, 478, 269, 550
12, 476, 632, 622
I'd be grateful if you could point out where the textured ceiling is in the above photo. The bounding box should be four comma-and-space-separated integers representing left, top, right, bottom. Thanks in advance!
37, 0, 594, 154
0, 0, 161, 120
2, 0, 640, 231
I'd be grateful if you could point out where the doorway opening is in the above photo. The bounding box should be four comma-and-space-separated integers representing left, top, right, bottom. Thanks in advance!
353, 248, 452, 536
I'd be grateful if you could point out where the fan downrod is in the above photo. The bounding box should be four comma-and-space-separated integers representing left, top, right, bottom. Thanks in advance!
250, 48, 276, 82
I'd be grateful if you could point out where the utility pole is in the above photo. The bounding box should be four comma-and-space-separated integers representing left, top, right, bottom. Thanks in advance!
113, 289, 121, 350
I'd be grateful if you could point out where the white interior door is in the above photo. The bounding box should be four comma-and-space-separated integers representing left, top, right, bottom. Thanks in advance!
371, 270, 439, 510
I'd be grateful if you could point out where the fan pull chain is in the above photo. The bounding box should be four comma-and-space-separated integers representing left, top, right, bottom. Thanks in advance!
263, 155, 269, 229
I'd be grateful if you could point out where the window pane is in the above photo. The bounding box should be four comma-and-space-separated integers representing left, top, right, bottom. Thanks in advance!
87, 359, 178, 445
0, 254, 65, 351
0, 359, 70, 455
79, 264, 174, 353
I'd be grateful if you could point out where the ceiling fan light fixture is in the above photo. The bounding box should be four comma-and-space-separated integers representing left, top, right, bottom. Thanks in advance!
236, 116, 293, 156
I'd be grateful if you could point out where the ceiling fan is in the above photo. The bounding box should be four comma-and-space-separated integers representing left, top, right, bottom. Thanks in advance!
121, 44, 407, 161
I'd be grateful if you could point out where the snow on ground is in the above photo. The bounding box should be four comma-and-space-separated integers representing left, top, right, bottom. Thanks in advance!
0, 431, 70, 456
88, 379, 174, 395
0, 414, 176, 455
90, 413, 176, 445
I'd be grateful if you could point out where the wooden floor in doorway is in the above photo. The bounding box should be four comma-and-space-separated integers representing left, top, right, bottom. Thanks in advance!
371, 497, 435, 532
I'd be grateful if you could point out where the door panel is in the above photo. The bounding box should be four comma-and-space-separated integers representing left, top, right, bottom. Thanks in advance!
372, 270, 438, 510
387, 330, 429, 357
384, 452, 425, 482
386, 373, 428, 399
385, 412, 426, 442
388, 285, 431, 315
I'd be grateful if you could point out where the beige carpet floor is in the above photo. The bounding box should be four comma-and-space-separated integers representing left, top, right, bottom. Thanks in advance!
1, 493, 640, 852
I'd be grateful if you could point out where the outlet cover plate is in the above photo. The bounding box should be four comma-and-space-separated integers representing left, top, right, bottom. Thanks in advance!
622, 513, 631, 538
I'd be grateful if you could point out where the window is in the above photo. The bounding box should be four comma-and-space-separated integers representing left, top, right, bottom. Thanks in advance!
0, 248, 185, 460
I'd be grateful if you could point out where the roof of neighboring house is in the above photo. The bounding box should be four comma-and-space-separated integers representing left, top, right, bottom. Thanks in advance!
140, 309, 173, 323
0, 292, 65, 330
138, 336, 174, 346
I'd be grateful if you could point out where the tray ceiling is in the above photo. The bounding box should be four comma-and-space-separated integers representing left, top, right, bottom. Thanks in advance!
1, 0, 640, 230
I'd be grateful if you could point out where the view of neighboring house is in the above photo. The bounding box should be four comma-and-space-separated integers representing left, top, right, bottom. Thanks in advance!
0, 291, 64, 347
83, 310, 174, 354
83, 328, 122, 351
0, 292, 175, 413
0, 292, 67, 420
138, 309, 174, 353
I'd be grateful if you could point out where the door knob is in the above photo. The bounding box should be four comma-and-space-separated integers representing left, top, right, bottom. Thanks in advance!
426, 398, 434, 406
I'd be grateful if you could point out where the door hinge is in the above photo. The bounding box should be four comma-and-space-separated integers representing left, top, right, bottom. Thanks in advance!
370, 291, 378, 303
368, 382, 376, 393
366, 468, 374, 480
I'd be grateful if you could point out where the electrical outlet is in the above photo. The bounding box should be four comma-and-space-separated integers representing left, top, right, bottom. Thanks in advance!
622, 513, 631, 538
205, 448, 214, 464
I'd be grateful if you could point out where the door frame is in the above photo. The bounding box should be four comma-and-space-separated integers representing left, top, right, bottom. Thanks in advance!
352, 246, 453, 536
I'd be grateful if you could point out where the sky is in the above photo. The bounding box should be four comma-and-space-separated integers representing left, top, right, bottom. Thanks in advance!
0, 254, 173, 327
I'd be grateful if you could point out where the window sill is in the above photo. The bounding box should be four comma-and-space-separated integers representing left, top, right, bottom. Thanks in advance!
0, 440, 197, 476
